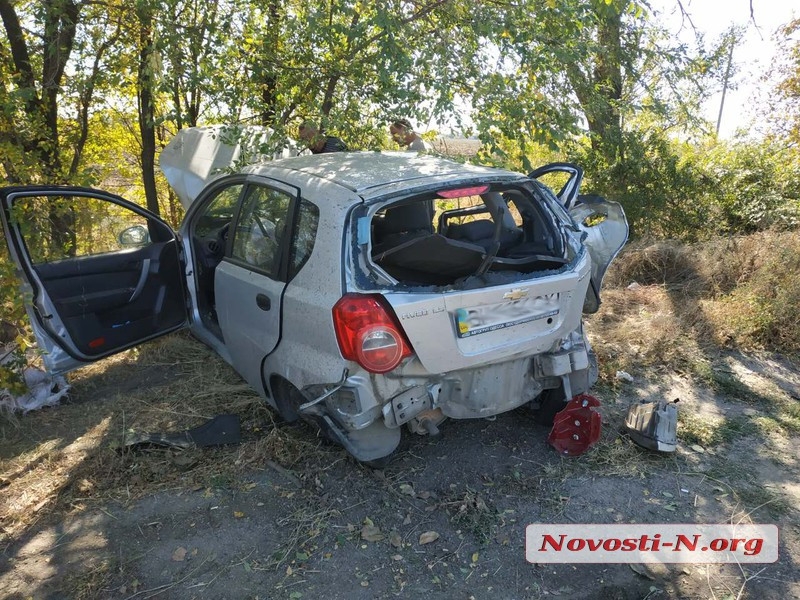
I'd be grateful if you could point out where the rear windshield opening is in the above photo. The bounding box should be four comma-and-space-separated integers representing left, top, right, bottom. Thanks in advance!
369, 184, 567, 286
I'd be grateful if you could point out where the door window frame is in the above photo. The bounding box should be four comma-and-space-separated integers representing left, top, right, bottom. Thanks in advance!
1, 186, 177, 303
223, 177, 302, 283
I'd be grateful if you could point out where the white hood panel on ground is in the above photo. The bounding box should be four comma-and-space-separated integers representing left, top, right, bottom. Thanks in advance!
159, 125, 301, 208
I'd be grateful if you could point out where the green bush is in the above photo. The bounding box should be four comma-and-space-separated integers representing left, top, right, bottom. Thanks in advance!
695, 140, 800, 234
566, 127, 800, 242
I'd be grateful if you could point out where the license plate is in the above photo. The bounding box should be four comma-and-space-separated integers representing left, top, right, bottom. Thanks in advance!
454, 293, 560, 338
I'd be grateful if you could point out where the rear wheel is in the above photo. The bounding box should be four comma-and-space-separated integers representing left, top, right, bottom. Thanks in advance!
271, 376, 402, 465
271, 377, 306, 423
272, 377, 339, 444
533, 387, 567, 426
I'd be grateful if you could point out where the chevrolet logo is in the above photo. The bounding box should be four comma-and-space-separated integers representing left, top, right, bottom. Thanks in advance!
503, 288, 529, 301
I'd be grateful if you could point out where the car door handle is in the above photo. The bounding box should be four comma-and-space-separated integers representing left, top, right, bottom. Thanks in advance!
128, 258, 151, 303
256, 293, 271, 311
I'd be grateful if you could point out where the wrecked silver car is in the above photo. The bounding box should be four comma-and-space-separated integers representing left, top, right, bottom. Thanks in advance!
0, 131, 627, 462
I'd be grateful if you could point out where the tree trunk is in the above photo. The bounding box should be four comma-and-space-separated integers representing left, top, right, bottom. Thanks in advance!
258, 0, 282, 127
590, 0, 624, 164
563, 0, 625, 167
1, 0, 79, 182
137, 1, 160, 216
2, 0, 81, 252
69, 27, 122, 178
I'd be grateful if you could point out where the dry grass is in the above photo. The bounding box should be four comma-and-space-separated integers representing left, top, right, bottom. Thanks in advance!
0, 331, 314, 547
592, 230, 800, 380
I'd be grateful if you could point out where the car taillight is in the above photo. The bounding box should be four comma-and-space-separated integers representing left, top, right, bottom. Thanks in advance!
333, 294, 413, 374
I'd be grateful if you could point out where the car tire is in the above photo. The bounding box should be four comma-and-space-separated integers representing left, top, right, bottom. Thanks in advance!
271, 377, 305, 423
533, 387, 567, 427
272, 377, 337, 444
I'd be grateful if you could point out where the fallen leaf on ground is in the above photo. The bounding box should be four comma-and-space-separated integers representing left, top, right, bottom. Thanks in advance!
172, 547, 187, 562
419, 531, 440, 545
361, 523, 385, 542
399, 483, 415, 496
389, 530, 403, 548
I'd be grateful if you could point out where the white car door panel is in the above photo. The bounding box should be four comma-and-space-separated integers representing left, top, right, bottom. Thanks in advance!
214, 261, 284, 393
0, 187, 187, 374
213, 181, 298, 394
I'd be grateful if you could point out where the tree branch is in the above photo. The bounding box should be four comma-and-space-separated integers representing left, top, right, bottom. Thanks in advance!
0, 0, 40, 110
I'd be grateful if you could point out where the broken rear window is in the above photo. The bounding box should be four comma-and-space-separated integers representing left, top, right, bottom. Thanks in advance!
369, 183, 568, 286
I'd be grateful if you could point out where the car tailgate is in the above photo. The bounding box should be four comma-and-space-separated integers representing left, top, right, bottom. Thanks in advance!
384, 259, 591, 374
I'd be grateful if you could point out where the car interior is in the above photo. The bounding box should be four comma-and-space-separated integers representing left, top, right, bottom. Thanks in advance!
370, 184, 568, 286
191, 215, 232, 337
188, 185, 242, 337
11, 194, 186, 357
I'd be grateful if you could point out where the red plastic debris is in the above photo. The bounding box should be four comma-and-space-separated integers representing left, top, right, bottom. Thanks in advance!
547, 394, 602, 456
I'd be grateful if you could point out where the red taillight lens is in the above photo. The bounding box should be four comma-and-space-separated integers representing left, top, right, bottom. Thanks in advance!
333, 294, 413, 374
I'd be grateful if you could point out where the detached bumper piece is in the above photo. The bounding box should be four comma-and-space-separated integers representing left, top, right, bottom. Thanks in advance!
547, 394, 602, 456
119, 414, 241, 450
624, 399, 678, 452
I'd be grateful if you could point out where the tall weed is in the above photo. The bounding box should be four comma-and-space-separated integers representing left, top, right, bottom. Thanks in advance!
605, 231, 800, 357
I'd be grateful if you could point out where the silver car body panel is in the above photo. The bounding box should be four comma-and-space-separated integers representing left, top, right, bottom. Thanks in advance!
570, 196, 629, 313
243, 151, 508, 196
214, 260, 284, 393
380, 255, 590, 374
256, 173, 357, 392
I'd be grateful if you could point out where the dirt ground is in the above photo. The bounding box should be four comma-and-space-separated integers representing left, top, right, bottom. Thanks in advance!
1, 322, 800, 599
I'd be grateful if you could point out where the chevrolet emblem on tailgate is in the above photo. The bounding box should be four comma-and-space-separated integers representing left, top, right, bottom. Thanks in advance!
503, 288, 529, 301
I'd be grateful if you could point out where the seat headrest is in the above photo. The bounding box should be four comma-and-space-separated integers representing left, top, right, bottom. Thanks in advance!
447, 219, 495, 241
381, 203, 432, 234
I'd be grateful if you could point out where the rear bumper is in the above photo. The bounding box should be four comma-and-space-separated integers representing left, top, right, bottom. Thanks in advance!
313, 326, 597, 432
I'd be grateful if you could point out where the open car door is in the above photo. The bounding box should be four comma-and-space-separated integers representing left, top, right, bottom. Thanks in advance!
529, 163, 629, 312
0, 187, 188, 374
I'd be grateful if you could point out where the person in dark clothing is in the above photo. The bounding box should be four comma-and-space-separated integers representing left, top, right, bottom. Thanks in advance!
298, 121, 348, 154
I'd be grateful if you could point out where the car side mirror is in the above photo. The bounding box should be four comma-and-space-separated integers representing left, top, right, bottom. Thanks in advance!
118, 224, 150, 247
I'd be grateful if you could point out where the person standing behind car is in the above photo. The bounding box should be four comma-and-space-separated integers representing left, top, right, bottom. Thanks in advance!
298, 120, 348, 154
390, 118, 432, 152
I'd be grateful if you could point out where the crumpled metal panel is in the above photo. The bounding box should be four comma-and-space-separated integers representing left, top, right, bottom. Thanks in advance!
437, 357, 542, 419
569, 196, 629, 313
159, 125, 301, 208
